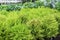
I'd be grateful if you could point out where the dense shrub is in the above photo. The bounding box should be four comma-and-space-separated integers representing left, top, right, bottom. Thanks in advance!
0, 2, 44, 11
19, 7, 59, 40
0, 5, 7, 10
0, 1, 60, 11
55, 12, 60, 33
23, 2, 34, 8
6, 5, 22, 11
0, 24, 33, 40
0, 4, 22, 11
0, 12, 33, 40
0, 7, 59, 40
23, 1, 44, 8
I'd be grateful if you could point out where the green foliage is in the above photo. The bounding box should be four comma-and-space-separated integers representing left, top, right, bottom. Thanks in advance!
0, 4, 22, 11
55, 2, 60, 11
42, 15, 58, 38
0, 7, 59, 40
0, 1, 44, 11
19, 7, 59, 40
0, 5, 7, 10
23, 2, 34, 8
55, 12, 60, 33
23, 1, 43, 8
0, 24, 33, 40
0, 11, 33, 40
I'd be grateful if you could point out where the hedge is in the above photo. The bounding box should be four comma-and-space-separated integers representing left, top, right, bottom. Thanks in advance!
0, 7, 59, 40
